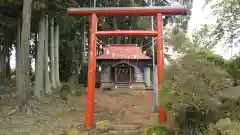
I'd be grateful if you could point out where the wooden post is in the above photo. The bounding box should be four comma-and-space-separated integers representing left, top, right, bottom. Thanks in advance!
130, 67, 132, 85
86, 13, 97, 128
115, 67, 117, 85
156, 13, 164, 123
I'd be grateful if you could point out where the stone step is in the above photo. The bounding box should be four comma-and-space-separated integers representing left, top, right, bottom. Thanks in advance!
116, 85, 129, 88
115, 83, 130, 88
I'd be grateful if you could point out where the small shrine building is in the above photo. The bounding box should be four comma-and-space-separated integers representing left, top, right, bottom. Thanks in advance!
96, 44, 152, 88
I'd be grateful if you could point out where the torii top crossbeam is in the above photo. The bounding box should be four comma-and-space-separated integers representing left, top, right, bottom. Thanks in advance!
67, 6, 187, 16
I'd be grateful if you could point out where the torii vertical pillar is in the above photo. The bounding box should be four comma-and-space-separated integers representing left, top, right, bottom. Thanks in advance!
156, 13, 164, 91
68, 6, 187, 129
86, 13, 97, 128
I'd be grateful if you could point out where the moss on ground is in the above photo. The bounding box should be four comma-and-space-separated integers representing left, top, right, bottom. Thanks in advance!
144, 124, 169, 135
96, 120, 111, 132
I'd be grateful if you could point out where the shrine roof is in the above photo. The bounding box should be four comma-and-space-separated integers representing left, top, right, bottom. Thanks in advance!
96, 44, 152, 60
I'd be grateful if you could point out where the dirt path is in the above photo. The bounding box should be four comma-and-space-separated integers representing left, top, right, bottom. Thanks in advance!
0, 89, 154, 135
94, 90, 154, 125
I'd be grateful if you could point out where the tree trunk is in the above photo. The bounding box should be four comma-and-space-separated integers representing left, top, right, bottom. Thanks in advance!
44, 15, 51, 94
34, 15, 45, 99
0, 49, 3, 86
112, 17, 121, 44
18, 0, 33, 112
1, 30, 11, 82
128, 0, 138, 44
16, 16, 21, 90
81, 22, 86, 64
54, 24, 61, 87
2, 44, 8, 79
68, 50, 78, 92
68, 30, 79, 91
34, 32, 38, 71
50, 18, 56, 89
111, 0, 121, 44
6, 48, 11, 79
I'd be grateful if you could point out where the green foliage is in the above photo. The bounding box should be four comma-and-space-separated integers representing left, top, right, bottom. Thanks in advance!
67, 127, 81, 135
196, 50, 226, 68
159, 52, 236, 134
165, 26, 193, 53
206, 0, 240, 46
226, 57, 240, 85
1, 0, 194, 83
159, 88, 175, 110
56, 111, 64, 117
159, 52, 240, 134
96, 120, 111, 132
74, 87, 84, 96
193, 49, 240, 86
192, 25, 215, 50
144, 124, 169, 135
59, 38, 81, 81
163, 54, 233, 94
215, 118, 240, 135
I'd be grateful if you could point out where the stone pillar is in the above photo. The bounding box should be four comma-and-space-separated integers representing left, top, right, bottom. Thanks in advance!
101, 66, 111, 88
107, 66, 111, 81
144, 67, 151, 87
134, 66, 143, 82
101, 66, 110, 82
153, 66, 158, 106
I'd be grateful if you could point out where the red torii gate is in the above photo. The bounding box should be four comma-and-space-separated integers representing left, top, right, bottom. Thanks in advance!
67, 6, 187, 128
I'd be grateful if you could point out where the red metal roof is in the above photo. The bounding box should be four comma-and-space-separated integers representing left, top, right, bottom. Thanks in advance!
96, 44, 152, 60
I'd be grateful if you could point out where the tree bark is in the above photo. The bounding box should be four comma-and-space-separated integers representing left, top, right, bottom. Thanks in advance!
112, 17, 121, 44
0, 49, 3, 86
16, 16, 21, 90
82, 22, 87, 64
17, 0, 33, 112
2, 44, 8, 79
54, 24, 61, 87
34, 15, 45, 99
1, 30, 11, 83
50, 18, 56, 89
34, 32, 38, 72
44, 15, 51, 94
6, 48, 11, 79
68, 30, 79, 91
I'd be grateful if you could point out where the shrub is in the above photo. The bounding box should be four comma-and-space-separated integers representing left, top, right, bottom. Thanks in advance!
158, 54, 235, 134
215, 118, 240, 135
74, 87, 84, 96
96, 120, 111, 132
144, 124, 169, 135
